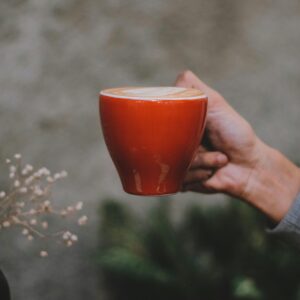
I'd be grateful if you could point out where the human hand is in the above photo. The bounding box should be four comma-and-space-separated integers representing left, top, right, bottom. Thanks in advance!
176, 71, 300, 221
176, 70, 261, 197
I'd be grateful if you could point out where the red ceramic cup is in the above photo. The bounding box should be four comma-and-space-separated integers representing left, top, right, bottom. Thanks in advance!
99, 87, 207, 196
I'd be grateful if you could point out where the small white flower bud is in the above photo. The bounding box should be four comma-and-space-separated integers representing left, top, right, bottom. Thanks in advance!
75, 202, 83, 211
67, 206, 74, 212
54, 173, 61, 180
22, 229, 29, 235
3, 221, 10, 228
44, 200, 50, 207
39, 168, 50, 176
6, 159, 11, 164
25, 164, 33, 172
67, 240, 73, 247
11, 216, 19, 223
34, 187, 43, 196
30, 219, 37, 225
62, 231, 71, 240
36, 190, 43, 196
46, 177, 54, 183
27, 235, 34, 241
40, 251, 48, 258
14, 180, 21, 188
21, 169, 28, 176
0, 191, 6, 198
62, 233, 69, 240
33, 172, 41, 179
41, 222, 48, 229
60, 170, 68, 178
44, 168, 50, 176
78, 215, 88, 226
19, 187, 28, 194
25, 176, 34, 185
71, 234, 78, 242
9, 173, 15, 179
14, 154, 21, 160
10, 166, 16, 173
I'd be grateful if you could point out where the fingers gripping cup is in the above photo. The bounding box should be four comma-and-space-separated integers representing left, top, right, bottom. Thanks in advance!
99, 87, 207, 196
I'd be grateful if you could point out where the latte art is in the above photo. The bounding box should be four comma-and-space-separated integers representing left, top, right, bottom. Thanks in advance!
100, 87, 206, 100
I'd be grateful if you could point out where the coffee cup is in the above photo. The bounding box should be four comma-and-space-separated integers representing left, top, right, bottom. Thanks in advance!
99, 87, 207, 196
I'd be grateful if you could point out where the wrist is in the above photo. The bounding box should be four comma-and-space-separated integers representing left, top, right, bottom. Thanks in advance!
241, 139, 300, 222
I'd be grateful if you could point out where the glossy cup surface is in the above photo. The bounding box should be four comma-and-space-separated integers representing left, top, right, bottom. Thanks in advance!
99, 90, 207, 196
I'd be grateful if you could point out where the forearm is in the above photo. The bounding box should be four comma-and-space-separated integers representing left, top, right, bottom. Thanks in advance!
242, 140, 300, 222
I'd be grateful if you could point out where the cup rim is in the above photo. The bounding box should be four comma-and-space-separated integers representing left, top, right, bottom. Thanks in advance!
99, 86, 208, 101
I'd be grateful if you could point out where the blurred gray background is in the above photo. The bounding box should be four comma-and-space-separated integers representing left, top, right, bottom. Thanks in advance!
0, 0, 299, 299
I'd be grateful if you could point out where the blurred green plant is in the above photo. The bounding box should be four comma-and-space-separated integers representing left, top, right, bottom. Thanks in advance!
97, 199, 300, 300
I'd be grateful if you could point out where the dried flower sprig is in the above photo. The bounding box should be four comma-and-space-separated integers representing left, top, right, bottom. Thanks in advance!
0, 154, 88, 257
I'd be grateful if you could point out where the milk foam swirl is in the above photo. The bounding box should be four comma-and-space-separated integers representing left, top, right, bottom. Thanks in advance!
100, 87, 206, 100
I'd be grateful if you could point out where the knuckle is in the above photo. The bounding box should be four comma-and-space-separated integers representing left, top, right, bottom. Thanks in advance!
204, 154, 216, 166
211, 90, 225, 102
203, 180, 214, 191
177, 70, 193, 82
198, 145, 206, 152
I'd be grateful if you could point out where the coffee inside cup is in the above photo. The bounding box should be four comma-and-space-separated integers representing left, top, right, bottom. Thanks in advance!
100, 87, 206, 100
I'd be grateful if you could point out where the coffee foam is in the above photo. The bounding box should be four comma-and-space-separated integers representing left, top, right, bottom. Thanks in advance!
100, 87, 206, 100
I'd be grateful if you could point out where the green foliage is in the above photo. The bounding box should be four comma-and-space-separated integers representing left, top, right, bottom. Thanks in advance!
97, 199, 300, 300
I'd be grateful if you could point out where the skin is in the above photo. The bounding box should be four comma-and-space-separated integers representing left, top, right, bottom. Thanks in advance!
176, 70, 300, 222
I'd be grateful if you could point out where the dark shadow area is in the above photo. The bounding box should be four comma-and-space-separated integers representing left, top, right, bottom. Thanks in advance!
0, 269, 11, 300
97, 199, 300, 300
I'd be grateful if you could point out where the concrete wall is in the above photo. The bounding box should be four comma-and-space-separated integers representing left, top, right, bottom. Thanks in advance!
0, 0, 299, 299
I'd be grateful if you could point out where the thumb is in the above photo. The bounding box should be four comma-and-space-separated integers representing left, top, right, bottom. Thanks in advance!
202, 173, 226, 192
175, 70, 237, 118
175, 70, 217, 100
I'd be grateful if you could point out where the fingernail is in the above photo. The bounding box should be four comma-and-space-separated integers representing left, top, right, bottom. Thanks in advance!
217, 154, 227, 164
